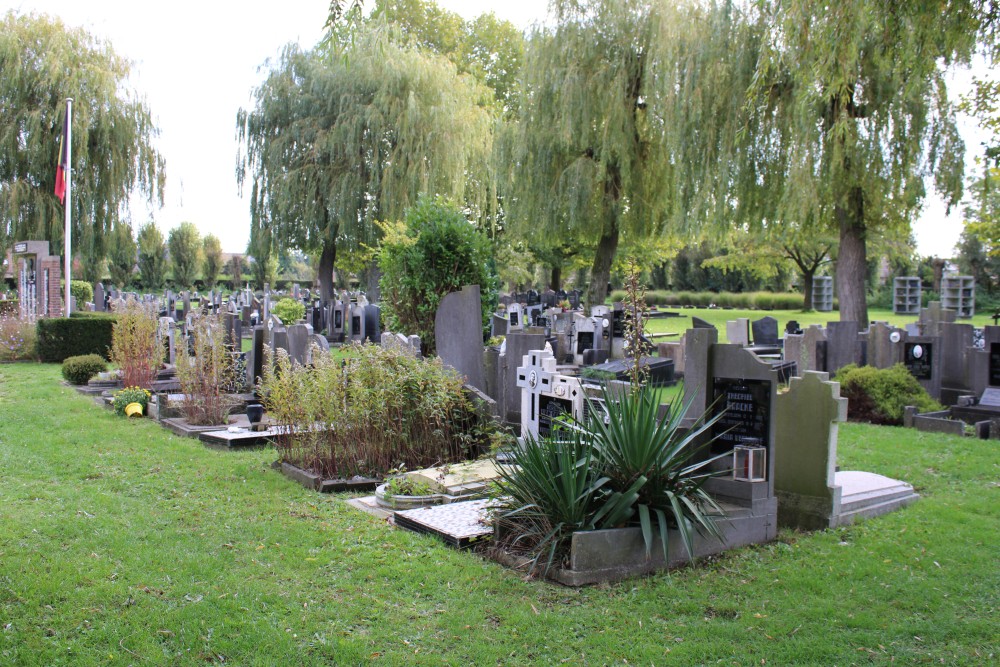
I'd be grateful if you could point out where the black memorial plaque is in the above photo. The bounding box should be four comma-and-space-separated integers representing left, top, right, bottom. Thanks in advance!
538, 395, 572, 437
904, 342, 933, 380
990, 343, 1000, 387
576, 331, 594, 354
711, 378, 771, 453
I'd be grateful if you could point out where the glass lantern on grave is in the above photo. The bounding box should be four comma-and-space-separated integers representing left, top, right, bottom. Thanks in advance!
732, 439, 767, 482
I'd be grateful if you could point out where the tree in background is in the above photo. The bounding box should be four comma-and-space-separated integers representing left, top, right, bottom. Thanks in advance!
237, 22, 493, 301
504, 0, 751, 307
168, 222, 201, 290
201, 234, 223, 289
106, 221, 137, 289
228, 254, 245, 289
136, 220, 166, 290
379, 196, 498, 356
738, 0, 986, 325
0, 12, 164, 273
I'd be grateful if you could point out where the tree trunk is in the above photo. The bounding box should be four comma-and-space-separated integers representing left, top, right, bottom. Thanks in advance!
317, 241, 336, 302
586, 219, 619, 309
835, 188, 869, 325
550, 265, 562, 291
801, 269, 815, 311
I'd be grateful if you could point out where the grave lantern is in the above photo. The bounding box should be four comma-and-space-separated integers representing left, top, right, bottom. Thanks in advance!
733, 442, 767, 482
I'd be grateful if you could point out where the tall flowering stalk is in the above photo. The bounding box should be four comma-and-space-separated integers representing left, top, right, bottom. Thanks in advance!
110, 298, 160, 389
0, 314, 37, 361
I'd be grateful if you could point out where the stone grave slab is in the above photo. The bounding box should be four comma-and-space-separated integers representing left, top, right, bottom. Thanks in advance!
393, 499, 494, 548
405, 459, 502, 497
831, 471, 919, 526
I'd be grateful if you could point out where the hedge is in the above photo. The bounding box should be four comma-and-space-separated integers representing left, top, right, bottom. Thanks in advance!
36, 313, 117, 362
608, 290, 813, 310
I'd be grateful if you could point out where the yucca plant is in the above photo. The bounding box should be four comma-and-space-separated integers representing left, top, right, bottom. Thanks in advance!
494, 430, 640, 575
495, 384, 732, 577
585, 385, 730, 562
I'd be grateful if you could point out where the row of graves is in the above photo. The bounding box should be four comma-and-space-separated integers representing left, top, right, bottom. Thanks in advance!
360, 287, 921, 584
649, 302, 1000, 438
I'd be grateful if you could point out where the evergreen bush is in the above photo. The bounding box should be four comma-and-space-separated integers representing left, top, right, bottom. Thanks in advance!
61, 354, 108, 385
271, 297, 305, 324
835, 363, 943, 425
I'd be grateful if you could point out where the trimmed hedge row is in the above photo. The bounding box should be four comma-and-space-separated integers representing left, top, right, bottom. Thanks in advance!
608, 290, 814, 310
36, 312, 117, 363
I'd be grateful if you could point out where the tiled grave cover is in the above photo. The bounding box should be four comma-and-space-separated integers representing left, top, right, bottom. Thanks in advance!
394, 499, 494, 548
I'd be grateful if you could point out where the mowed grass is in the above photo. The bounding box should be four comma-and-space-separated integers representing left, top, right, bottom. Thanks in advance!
644, 307, 993, 342
1, 363, 997, 665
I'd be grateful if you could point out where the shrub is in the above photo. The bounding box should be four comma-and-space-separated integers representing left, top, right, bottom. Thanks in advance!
493, 386, 730, 576
607, 290, 804, 310
174, 312, 242, 425
0, 313, 38, 361
112, 386, 151, 416
70, 280, 94, 307
261, 342, 500, 480
379, 195, 498, 356
110, 299, 161, 389
835, 363, 943, 425
62, 354, 107, 384
36, 315, 115, 362
271, 297, 305, 325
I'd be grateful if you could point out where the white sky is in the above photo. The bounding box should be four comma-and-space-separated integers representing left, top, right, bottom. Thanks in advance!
1, 0, 986, 258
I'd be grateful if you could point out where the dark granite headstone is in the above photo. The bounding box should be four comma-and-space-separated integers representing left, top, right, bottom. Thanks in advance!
363, 305, 380, 344
434, 285, 486, 392
752, 316, 780, 346
825, 321, 862, 375
904, 341, 933, 380
990, 343, 1000, 386
712, 378, 772, 453
691, 316, 716, 329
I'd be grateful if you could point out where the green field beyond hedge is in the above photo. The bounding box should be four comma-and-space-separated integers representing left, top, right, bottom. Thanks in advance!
0, 363, 996, 665
644, 307, 994, 342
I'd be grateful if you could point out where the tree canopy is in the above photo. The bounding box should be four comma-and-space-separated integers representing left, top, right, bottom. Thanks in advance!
236, 21, 494, 300
0, 12, 164, 266
168, 221, 201, 290
504, 0, 753, 307
737, 0, 984, 324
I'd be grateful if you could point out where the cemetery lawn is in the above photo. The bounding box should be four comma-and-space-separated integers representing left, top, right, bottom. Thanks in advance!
645, 307, 993, 342
1, 363, 997, 666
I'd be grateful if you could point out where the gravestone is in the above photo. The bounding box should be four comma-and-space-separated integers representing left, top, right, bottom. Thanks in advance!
435, 285, 486, 392
773, 372, 848, 529
681, 325, 718, 423
349, 304, 366, 343
568, 290, 581, 309
363, 304, 381, 344
94, 282, 106, 312
381, 332, 421, 358
506, 303, 524, 332
726, 318, 750, 346
866, 321, 905, 369
903, 335, 942, 398
286, 323, 313, 366
516, 348, 586, 439
223, 312, 241, 350
498, 331, 547, 429
825, 321, 862, 375
247, 325, 265, 389
491, 314, 507, 338
691, 316, 715, 329
918, 301, 956, 338
309, 333, 330, 355
939, 322, 973, 395
751, 316, 779, 346
705, 345, 778, 513
159, 317, 176, 364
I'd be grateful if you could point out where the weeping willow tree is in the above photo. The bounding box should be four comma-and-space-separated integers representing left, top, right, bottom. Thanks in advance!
735, 0, 989, 325
236, 24, 495, 301
0, 12, 164, 270
503, 0, 754, 307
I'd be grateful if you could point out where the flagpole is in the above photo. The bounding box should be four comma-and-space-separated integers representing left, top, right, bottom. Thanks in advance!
64, 98, 72, 315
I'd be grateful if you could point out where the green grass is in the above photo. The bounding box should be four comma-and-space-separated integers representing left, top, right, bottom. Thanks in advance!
1, 363, 997, 665
645, 306, 994, 343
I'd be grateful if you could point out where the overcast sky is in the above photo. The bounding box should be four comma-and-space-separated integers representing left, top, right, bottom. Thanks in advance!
2, 0, 985, 258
